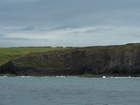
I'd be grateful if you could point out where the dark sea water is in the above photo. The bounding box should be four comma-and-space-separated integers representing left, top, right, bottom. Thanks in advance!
0, 76, 140, 105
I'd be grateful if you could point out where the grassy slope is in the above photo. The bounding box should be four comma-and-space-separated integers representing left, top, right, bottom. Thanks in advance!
0, 47, 71, 66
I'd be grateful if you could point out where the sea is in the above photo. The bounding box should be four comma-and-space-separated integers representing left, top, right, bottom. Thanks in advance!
0, 76, 140, 105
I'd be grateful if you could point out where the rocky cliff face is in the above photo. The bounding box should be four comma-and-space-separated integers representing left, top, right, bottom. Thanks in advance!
1, 44, 140, 76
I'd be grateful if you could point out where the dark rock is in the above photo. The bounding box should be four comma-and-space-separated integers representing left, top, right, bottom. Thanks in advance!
1, 43, 140, 76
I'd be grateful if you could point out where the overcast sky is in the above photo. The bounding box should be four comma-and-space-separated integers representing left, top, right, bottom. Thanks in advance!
0, 0, 140, 47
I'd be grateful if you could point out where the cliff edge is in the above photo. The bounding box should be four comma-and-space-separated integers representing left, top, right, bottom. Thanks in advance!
1, 43, 140, 76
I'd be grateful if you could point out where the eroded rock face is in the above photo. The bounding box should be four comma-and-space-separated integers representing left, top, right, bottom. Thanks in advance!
1, 44, 140, 76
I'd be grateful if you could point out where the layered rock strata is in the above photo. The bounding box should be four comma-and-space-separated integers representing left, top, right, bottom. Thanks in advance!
1, 44, 140, 76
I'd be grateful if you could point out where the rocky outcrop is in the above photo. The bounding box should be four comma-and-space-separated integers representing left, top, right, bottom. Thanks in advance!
1, 43, 140, 76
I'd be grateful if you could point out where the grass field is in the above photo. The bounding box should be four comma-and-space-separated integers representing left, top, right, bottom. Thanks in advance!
0, 47, 72, 66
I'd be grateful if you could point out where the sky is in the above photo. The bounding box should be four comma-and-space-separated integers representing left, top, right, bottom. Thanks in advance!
0, 0, 140, 47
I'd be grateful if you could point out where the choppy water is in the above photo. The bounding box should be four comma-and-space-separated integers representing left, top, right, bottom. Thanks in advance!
0, 76, 140, 105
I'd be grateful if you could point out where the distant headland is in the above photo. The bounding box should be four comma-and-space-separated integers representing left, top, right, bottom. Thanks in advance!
1, 43, 140, 76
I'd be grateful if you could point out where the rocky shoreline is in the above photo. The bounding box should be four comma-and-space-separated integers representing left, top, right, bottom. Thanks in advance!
1, 43, 140, 76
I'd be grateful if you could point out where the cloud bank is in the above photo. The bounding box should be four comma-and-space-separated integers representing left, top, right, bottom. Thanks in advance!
0, 0, 140, 47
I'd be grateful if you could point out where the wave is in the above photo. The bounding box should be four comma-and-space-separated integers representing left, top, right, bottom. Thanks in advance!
0, 75, 140, 79
101, 75, 140, 79
20, 76, 30, 78
109, 76, 140, 79
0, 76, 8, 78
110, 76, 131, 78
56, 76, 66, 78
102, 76, 106, 78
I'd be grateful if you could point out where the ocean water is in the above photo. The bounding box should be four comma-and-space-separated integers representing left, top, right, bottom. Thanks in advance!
0, 76, 140, 105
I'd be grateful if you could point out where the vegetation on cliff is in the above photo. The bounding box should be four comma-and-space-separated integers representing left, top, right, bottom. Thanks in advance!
1, 43, 140, 76
0, 47, 72, 66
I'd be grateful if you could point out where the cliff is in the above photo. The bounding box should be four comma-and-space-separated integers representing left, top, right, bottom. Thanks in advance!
1, 43, 140, 76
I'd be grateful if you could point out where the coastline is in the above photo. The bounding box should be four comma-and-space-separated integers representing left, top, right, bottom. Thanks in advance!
1, 74, 140, 78
1, 43, 140, 76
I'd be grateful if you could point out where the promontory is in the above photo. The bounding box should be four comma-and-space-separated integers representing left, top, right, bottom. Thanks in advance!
1, 43, 140, 76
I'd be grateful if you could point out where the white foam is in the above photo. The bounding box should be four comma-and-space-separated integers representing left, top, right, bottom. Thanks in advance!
0, 76, 7, 78
55, 76, 66, 78
102, 76, 106, 78
110, 76, 131, 78
14, 76, 30, 78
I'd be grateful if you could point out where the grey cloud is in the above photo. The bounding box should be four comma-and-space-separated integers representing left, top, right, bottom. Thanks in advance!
84, 29, 103, 33
0, 37, 31, 41
84, 28, 112, 33
49, 26, 80, 31
0, 34, 4, 36
0, 36, 49, 41
84, 29, 98, 33
0, 0, 39, 4
71, 31, 80, 35
21, 27, 35, 31
0, 0, 140, 27
37, 25, 80, 32
129, 35, 140, 37
1, 27, 35, 33
0, 37, 50, 47
0, 0, 140, 47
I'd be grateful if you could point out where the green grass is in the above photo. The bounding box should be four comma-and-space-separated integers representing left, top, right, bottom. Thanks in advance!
0, 47, 72, 66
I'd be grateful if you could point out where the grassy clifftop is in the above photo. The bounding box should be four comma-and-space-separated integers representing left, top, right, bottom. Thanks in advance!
0, 47, 72, 66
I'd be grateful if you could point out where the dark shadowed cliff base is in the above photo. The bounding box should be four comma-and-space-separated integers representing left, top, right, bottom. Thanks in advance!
1, 43, 140, 76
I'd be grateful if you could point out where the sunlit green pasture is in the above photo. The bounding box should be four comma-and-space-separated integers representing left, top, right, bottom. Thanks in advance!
0, 47, 71, 66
